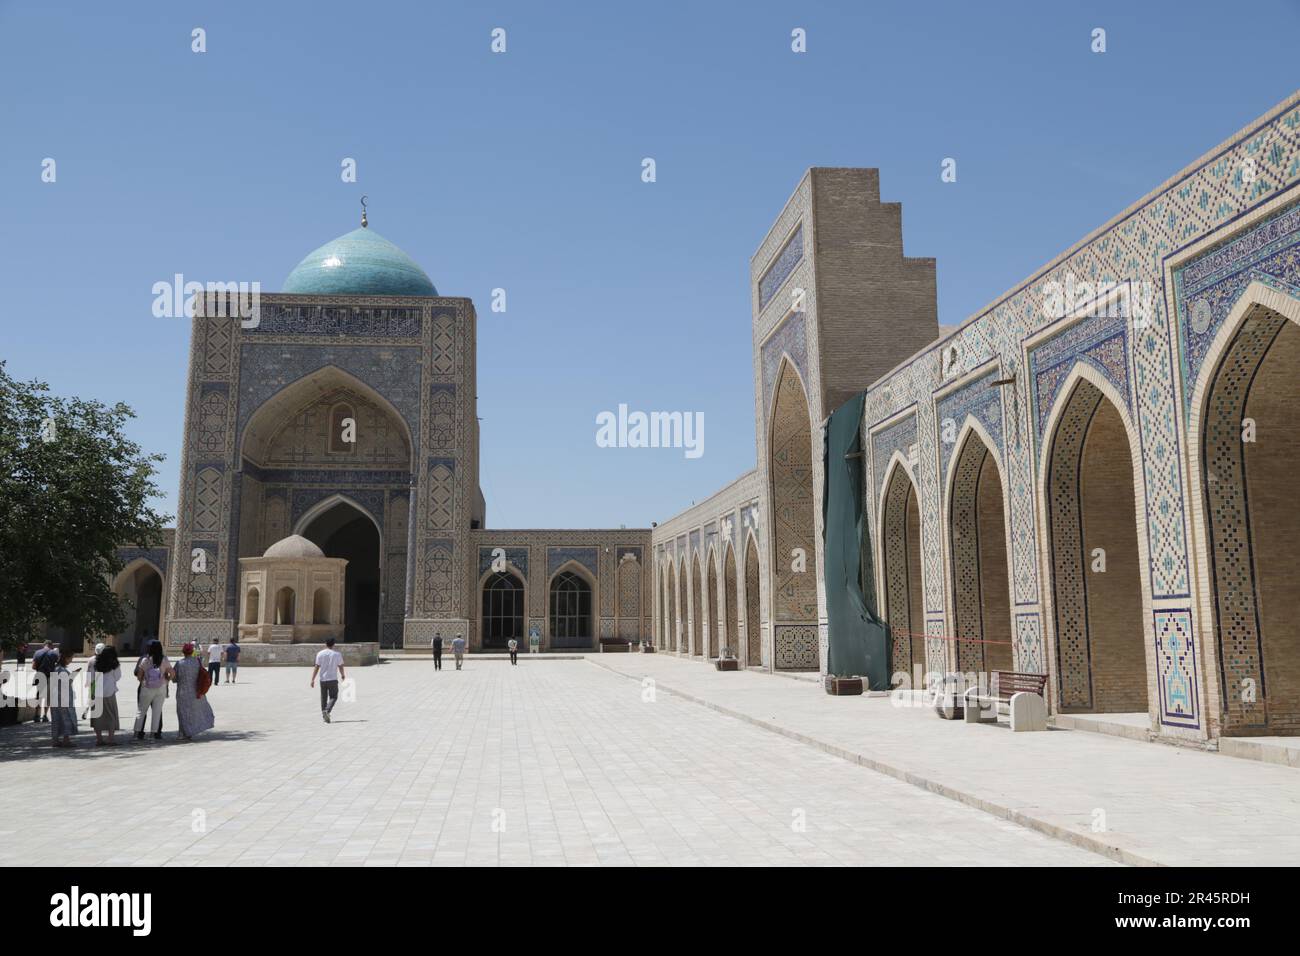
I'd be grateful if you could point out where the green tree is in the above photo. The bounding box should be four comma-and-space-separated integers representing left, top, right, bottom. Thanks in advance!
0, 361, 169, 653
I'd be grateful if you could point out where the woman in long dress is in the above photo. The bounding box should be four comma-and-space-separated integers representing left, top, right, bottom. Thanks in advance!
89, 644, 123, 746
173, 643, 215, 740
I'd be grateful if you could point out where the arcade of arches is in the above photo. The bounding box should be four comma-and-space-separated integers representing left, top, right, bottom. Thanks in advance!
107, 94, 1297, 746
642, 103, 1300, 749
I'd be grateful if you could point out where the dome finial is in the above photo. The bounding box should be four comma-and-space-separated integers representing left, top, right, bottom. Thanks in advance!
360, 194, 368, 229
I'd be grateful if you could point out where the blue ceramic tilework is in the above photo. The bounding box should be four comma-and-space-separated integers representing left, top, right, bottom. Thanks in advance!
870, 413, 917, 494
116, 547, 170, 575
290, 488, 386, 529
250, 305, 423, 338
935, 371, 1005, 480
1174, 200, 1300, 412
760, 312, 809, 412
548, 546, 598, 578
478, 546, 529, 579
1154, 609, 1199, 726
1029, 312, 1131, 446
758, 223, 804, 310
242, 465, 411, 486
282, 228, 437, 297
236, 344, 423, 447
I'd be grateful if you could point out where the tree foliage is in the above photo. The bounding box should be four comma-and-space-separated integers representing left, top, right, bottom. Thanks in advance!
0, 361, 169, 652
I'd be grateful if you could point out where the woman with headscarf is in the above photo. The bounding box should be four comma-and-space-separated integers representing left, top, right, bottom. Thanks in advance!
173, 642, 215, 741
87, 643, 123, 746
49, 649, 79, 748
133, 639, 172, 741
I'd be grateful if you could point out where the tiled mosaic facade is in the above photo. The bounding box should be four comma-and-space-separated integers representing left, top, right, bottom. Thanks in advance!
162, 281, 648, 653
652, 95, 1300, 741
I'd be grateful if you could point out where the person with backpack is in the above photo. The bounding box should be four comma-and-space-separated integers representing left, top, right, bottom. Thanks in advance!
174, 643, 215, 741
133, 639, 173, 740
31, 639, 58, 722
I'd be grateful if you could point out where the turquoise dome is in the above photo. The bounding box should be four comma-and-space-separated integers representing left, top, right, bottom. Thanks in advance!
282, 227, 437, 296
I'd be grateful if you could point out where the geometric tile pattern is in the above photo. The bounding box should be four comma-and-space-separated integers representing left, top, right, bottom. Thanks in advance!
1198, 306, 1287, 731
758, 223, 803, 310
761, 312, 809, 415
1044, 379, 1105, 710
768, 364, 818, 623
1154, 609, 1199, 727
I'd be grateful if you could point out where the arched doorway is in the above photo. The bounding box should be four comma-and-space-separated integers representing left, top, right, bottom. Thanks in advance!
881, 462, 925, 687
947, 427, 1014, 677
482, 571, 524, 650
1197, 303, 1300, 735
744, 535, 761, 667
668, 561, 680, 652
705, 547, 719, 658
681, 556, 691, 655
690, 554, 704, 657
1044, 377, 1147, 713
549, 568, 593, 649
275, 586, 296, 624
239, 365, 412, 649
112, 560, 164, 655
768, 360, 819, 670
301, 499, 381, 643
723, 544, 739, 660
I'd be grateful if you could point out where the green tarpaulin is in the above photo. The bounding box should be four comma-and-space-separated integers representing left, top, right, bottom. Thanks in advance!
822, 393, 891, 689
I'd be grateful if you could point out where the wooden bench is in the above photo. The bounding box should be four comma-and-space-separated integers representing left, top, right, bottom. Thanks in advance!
963, 671, 1048, 731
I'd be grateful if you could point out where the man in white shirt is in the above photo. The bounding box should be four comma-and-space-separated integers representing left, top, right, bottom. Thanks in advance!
310, 637, 346, 723
206, 640, 224, 685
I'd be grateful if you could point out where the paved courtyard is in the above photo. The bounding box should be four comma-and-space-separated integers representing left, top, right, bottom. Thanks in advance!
0, 659, 1108, 867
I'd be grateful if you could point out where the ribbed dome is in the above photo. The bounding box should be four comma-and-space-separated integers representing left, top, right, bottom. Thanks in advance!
282, 227, 437, 296
263, 535, 325, 559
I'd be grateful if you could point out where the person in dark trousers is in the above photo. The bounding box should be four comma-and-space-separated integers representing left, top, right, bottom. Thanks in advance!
224, 636, 241, 683
431, 632, 443, 671
508, 637, 518, 665
31, 640, 58, 722
310, 637, 346, 723
205, 639, 223, 686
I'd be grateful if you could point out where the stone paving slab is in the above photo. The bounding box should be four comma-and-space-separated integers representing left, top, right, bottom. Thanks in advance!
591, 655, 1300, 866
0, 659, 1108, 867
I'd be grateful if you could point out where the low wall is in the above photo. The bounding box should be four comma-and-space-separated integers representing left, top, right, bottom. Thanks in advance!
231, 642, 380, 667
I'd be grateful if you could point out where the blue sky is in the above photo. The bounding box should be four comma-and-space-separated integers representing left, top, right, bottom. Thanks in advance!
2, 1, 1296, 528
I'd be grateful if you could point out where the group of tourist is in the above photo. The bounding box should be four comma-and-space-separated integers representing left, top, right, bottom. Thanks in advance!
16, 636, 235, 748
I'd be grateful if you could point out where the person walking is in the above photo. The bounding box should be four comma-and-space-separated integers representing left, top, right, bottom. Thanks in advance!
173, 643, 215, 741
88, 644, 122, 746
431, 632, 443, 671
451, 634, 466, 671
206, 639, 223, 686
31, 639, 58, 722
224, 636, 241, 683
49, 650, 79, 748
310, 638, 346, 723
507, 636, 518, 665
133, 639, 172, 741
